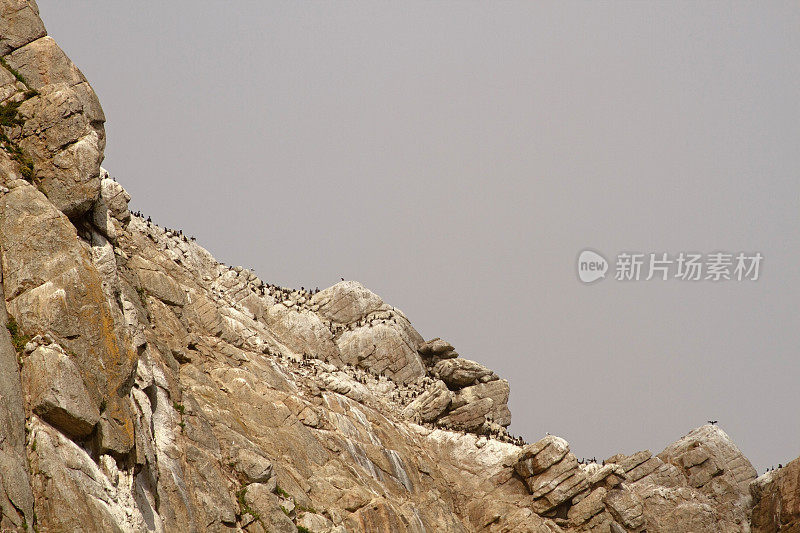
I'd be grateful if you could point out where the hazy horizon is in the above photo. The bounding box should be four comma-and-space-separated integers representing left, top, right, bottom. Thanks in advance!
37, 1, 800, 472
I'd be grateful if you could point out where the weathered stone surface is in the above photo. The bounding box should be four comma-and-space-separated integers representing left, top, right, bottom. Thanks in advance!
129, 255, 186, 306
451, 380, 511, 427
626, 456, 663, 483
568, 487, 607, 526
604, 487, 645, 530
264, 303, 341, 364
312, 280, 384, 324
437, 397, 493, 431
516, 448, 593, 516
751, 458, 800, 533
606, 450, 651, 473
532, 471, 589, 515
99, 173, 130, 221
434, 357, 495, 388
336, 321, 425, 384
345, 499, 412, 532
0, 5, 783, 532
297, 511, 332, 532
0, 181, 136, 438
403, 379, 452, 422
587, 464, 626, 489
0, 280, 34, 530
0, 0, 45, 55
418, 337, 460, 366
96, 406, 135, 457
244, 483, 297, 533
516, 436, 571, 478
418, 337, 453, 356
656, 424, 757, 531
7, 36, 105, 217
527, 454, 583, 499
92, 173, 130, 240
28, 416, 145, 532
22, 344, 100, 438
235, 448, 273, 484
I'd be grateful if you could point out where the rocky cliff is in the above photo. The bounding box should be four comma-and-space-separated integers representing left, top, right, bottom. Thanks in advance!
0, 3, 795, 532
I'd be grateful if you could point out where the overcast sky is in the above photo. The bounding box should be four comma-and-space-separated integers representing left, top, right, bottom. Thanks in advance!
37, 1, 799, 472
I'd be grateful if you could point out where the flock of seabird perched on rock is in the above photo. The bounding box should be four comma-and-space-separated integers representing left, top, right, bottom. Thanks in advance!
132, 211, 327, 304
266, 345, 528, 446
132, 210, 197, 242
329, 311, 399, 336
764, 464, 783, 474
128, 210, 528, 447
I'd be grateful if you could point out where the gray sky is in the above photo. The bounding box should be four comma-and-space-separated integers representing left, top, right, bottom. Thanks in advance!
38, 1, 799, 472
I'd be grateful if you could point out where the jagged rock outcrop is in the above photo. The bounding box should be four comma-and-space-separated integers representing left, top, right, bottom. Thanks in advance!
433, 358, 496, 388
511, 425, 758, 532
0, 3, 790, 532
418, 337, 459, 364
0, 1, 44, 56
751, 458, 800, 532
0, 15, 106, 217
400, 336, 511, 434
403, 379, 452, 422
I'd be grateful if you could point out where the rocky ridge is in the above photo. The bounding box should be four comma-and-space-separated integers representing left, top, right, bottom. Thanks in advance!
0, 2, 796, 532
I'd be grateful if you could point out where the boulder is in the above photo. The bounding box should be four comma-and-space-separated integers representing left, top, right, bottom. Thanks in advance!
312, 281, 384, 324
96, 407, 135, 456
587, 463, 626, 489
0, 1, 46, 55
22, 344, 100, 438
243, 483, 297, 533
515, 436, 570, 478
418, 338, 453, 356
512, 436, 593, 514
403, 379, 451, 422
235, 449, 273, 484
417, 337, 459, 365
437, 397, 493, 431
91, 174, 130, 240
433, 358, 495, 388
297, 511, 333, 532
450, 380, 511, 427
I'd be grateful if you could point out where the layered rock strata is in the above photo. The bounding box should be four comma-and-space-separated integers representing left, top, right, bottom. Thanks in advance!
0, 3, 791, 532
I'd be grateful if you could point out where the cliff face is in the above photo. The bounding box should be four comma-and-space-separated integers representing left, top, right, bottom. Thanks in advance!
0, 3, 794, 532
750, 458, 800, 533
